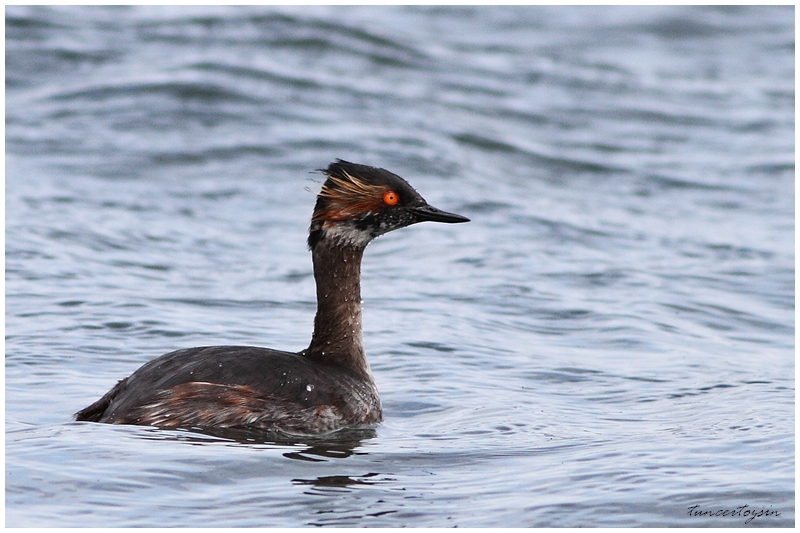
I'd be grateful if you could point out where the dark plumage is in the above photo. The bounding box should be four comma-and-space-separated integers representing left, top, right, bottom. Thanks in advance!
76, 347, 380, 434
76, 160, 469, 436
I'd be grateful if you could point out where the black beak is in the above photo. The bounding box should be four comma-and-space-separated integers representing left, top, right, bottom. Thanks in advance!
408, 204, 470, 224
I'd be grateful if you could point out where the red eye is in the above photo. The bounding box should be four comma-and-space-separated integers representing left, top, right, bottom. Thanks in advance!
383, 190, 399, 206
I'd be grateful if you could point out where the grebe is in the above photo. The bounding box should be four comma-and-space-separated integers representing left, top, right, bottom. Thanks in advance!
75, 160, 469, 435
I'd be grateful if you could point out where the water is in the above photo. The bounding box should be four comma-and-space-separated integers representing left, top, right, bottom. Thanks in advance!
5, 5, 794, 527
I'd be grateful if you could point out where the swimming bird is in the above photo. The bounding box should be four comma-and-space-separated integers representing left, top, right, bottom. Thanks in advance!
75, 160, 469, 435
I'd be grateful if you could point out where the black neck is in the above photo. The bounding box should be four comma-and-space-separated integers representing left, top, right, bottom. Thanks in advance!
304, 236, 372, 381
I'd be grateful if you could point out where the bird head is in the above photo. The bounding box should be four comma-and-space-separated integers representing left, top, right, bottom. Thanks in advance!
308, 160, 469, 249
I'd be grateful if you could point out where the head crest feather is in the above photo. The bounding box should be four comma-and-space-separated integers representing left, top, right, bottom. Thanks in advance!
312, 167, 387, 223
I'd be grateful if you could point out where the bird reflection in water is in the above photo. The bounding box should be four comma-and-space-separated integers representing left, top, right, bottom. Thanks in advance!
134, 423, 376, 462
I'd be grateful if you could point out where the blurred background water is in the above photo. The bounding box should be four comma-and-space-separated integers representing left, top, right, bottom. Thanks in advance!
5, 5, 794, 527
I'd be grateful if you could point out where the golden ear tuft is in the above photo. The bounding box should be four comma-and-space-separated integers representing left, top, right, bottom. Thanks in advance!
313, 170, 387, 223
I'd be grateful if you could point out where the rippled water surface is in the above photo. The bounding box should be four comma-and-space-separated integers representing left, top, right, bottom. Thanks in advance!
6, 5, 794, 527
